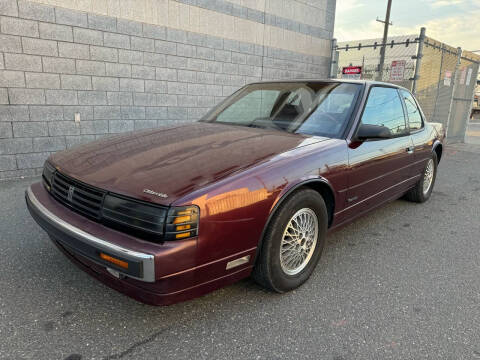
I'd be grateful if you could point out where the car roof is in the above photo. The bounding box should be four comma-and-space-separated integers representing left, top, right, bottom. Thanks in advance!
248, 79, 411, 93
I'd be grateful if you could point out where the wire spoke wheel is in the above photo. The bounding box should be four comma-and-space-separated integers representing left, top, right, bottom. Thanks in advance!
280, 208, 318, 276
423, 159, 435, 195
253, 189, 327, 292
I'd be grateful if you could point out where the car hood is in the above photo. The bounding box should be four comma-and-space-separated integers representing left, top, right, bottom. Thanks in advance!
50, 122, 328, 205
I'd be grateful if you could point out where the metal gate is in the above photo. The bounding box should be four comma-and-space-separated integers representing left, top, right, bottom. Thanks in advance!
446, 51, 480, 142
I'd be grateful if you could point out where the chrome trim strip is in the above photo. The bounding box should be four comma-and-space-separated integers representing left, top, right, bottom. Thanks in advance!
335, 174, 422, 215
347, 161, 414, 191
160, 247, 256, 279
26, 186, 156, 282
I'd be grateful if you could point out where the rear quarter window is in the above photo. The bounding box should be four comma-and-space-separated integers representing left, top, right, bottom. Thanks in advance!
401, 90, 423, 131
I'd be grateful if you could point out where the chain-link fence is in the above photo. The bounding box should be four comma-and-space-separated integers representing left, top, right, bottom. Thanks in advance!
447, 51, 480, 142
332, 29, 480, 143
415, 38, 458, 125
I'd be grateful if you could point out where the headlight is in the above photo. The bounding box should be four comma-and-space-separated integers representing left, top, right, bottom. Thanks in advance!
102, 194, 168, 240
44, 166, 199, 242
165, 206, 199, 240
102, 196, 198, 241
42, 161, 55, 191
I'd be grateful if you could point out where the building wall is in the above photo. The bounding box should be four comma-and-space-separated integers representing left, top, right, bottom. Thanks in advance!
0, 0, 335, 179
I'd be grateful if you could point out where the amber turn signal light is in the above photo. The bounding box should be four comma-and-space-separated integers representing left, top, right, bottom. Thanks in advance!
165, 205, 199, 240
175, 232, 191, 239
100, 252, 129, 269
173, 215, 191, 224
175, 224, 191, 231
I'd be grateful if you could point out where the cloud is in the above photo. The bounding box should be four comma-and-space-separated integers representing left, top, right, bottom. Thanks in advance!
336, 0, 365, 13
427, 0, 464, 8
401, 9, 480, 50
334, 20, 384, 42
335, 9, 480, 51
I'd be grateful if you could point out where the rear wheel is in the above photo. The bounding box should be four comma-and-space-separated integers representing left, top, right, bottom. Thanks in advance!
252, 189, 328, 292
405, 152, 438, 203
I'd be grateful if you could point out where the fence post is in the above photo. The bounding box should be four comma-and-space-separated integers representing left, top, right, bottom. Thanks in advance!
464, 61, 480, 143
445, 47, 462, 139
412, 27, 426, 95
329, 38, 338, 79
431, 43, 445, 122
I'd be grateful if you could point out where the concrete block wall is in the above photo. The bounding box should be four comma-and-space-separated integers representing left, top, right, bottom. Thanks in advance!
0, 0, 335, 179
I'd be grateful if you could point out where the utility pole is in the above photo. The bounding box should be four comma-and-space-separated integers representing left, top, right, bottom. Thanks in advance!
411, 27, 426, 95
376, 0, 393, 81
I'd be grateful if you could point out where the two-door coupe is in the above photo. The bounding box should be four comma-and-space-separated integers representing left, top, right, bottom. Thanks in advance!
26, 80, 444, 305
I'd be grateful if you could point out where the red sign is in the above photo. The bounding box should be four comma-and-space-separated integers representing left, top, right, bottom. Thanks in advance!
444, 71, 452, 86
390, 60, 406, 81
342, 66, 362, 75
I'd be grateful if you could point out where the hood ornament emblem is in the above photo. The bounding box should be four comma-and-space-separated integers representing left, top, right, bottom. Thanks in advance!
143, 189, 168, 198
67, 185, 75, 202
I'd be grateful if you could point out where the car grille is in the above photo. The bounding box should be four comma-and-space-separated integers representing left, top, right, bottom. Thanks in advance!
51, 171, 105, 219
48, 170, 169, 242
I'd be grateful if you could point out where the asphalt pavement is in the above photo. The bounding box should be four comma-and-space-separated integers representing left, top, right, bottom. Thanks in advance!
1, 143, 479, 360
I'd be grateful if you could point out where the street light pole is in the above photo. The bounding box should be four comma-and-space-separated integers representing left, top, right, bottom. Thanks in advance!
377, 0, 393, 81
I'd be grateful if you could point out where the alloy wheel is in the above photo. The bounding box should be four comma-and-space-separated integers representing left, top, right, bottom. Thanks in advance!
423, 159, 435, 195
279, 208, 319, 276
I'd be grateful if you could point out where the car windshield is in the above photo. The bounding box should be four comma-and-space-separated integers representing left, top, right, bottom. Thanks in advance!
200, 82, 361, 138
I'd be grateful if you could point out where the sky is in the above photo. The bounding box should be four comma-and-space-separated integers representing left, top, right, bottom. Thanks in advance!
334, 0, 480, 52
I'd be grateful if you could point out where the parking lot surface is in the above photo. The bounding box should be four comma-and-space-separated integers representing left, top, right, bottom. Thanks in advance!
1, 143, 479, 360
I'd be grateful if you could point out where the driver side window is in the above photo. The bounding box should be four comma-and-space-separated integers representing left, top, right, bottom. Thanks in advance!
362, 87, 407, 136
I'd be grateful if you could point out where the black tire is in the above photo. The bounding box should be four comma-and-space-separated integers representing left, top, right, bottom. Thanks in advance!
404, 152, 438, 203
252, 189, 328, 293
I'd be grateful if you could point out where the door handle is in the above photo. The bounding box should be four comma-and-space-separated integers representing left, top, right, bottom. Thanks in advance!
406, 146, 414, 154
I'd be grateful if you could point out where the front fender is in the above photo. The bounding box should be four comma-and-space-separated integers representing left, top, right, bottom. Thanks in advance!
432, 139, 443, 163
269, 177, 335, 214
254, 177, 336, 263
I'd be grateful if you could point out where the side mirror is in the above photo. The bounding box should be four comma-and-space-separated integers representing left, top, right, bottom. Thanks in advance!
356, 124, 392, 140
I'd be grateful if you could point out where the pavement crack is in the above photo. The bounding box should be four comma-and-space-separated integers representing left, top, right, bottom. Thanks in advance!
102, 327, 171, 359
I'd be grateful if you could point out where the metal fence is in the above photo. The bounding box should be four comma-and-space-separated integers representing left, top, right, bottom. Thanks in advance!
447, 50, 480, 142
332, 28, 480, 143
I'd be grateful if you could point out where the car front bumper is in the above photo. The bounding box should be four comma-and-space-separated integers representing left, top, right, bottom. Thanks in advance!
26, 185, 156, 282
25, 182, 254, 305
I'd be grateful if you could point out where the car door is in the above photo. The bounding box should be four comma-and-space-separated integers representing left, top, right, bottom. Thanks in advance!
399, 89, 431, 179
342, 86, 414, 220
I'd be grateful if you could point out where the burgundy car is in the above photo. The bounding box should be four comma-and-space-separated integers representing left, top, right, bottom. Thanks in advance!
26, 80, 444, 305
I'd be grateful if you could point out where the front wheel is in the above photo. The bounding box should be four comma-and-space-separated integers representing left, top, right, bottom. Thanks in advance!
252, 189, 328, 293
405, 152, 438, 203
